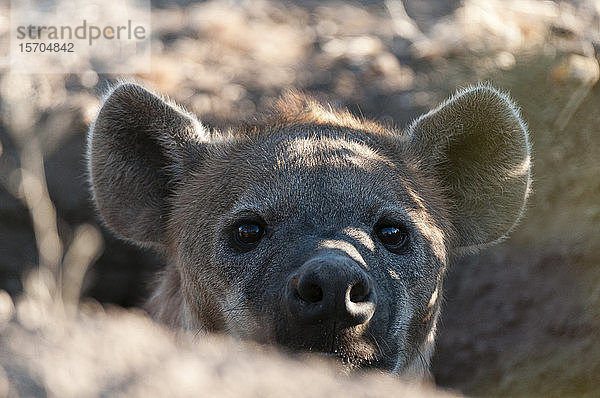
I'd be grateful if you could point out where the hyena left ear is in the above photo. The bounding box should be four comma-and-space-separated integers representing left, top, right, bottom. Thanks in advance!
407, 85, 531, 251
88, 83, 208, 246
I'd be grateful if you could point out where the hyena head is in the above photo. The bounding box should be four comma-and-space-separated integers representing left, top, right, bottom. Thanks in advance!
88, 83, 530, 376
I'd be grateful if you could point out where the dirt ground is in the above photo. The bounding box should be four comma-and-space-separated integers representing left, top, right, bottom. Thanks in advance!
1, 0, 599, 396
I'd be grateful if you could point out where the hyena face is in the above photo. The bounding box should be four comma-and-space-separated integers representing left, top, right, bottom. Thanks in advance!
171, 128, 450, 372
88, 84, 530, 376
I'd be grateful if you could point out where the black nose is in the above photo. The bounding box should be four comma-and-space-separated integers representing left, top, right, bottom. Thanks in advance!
286, 254, 376, 328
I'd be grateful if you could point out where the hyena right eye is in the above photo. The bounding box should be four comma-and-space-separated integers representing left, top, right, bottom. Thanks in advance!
233, 223, 265, 250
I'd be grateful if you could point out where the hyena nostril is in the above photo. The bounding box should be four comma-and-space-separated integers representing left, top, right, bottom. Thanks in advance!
349, 282, 370, 303
297, 283, 324, 303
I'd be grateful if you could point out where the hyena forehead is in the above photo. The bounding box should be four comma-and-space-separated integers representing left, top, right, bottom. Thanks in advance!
221, 134, 424, 221
230, 123, 399, 172
263, 127, 396, 170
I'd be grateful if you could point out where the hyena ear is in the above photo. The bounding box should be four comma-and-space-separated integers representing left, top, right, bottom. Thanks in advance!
408, 85, 531, 251
88, 83, 207, 246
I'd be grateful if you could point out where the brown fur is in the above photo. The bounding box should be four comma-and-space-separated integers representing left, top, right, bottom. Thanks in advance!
240, 90, 391, 136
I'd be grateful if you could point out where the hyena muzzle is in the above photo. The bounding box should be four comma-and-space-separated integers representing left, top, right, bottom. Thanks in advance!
88, 83, 530, 377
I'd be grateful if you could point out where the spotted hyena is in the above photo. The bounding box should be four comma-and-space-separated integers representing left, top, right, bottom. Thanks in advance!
88, 83, 530, 377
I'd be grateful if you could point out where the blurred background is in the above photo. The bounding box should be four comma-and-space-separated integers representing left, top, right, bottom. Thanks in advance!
0, 0, 599, 396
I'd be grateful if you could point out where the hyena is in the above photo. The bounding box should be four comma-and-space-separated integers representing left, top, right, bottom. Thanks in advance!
88, 83, 530, 377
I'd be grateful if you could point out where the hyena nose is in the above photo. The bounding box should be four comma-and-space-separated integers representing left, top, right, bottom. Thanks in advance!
286, 254, 376, 328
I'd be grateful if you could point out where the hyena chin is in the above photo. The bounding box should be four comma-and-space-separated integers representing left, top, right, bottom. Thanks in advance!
88, 83, 530, 377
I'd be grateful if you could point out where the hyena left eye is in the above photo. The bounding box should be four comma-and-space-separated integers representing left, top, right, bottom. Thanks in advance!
234, 223, 264, 249
376, 225, 409, 253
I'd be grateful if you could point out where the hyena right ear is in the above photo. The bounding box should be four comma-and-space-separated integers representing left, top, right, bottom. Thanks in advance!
87, 83, 207, 246
406, 85, 531, 252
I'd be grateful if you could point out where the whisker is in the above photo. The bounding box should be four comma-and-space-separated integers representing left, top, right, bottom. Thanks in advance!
366, 330, 384, 357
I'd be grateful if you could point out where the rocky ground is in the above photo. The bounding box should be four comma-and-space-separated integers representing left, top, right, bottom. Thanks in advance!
1, 0, 599, 396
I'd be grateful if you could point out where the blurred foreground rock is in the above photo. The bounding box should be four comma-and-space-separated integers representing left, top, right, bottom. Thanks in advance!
0, 290, 459, 398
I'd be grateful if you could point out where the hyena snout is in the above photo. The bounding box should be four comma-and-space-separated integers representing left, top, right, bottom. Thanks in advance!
286, 253, 377, 328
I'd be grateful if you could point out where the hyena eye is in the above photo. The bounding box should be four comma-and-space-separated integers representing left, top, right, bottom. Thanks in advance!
234, 223, 264, 249
376, 225, 409, 253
